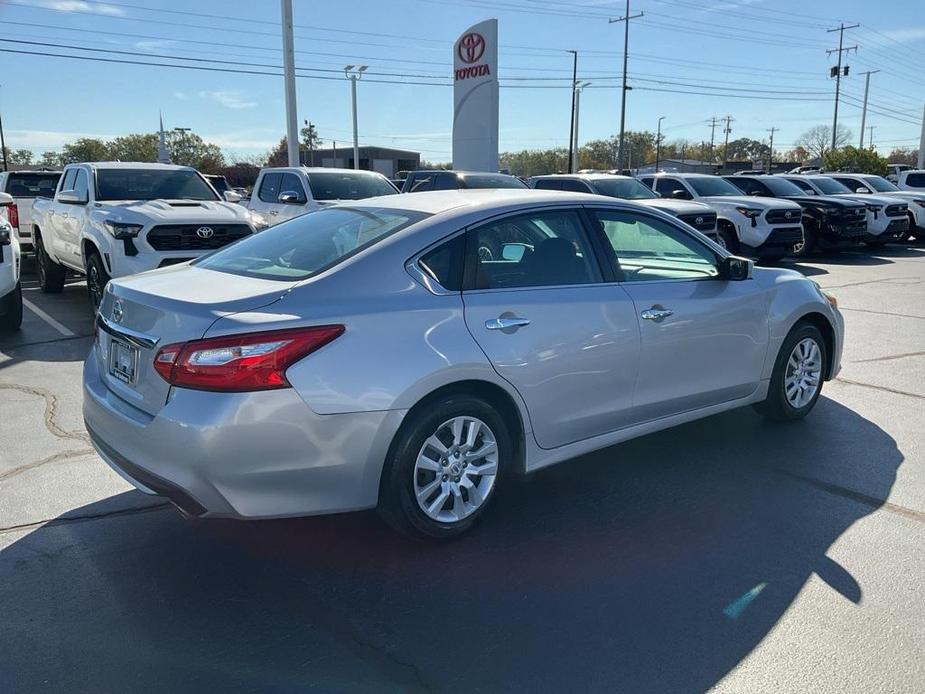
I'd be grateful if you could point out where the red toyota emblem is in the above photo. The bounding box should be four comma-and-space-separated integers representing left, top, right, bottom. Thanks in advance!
458, 32, 486, 64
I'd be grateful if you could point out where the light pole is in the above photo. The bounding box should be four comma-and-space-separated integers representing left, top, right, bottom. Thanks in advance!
572, 82, 591, 170
654, 116, 665, 173
567, 50, 577, 173
280, 0, 300, 167
344, 65, 367, 170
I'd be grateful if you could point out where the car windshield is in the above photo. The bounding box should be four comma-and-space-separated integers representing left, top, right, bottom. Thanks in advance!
811, 177, 852, 195
863, 176, 900, 193
760, 177, 806, 196
305, 172, 397, 200
96, 168, 218, 201
195, 206, 429, 281
459, 174, 527, 189
687, 177, 745, 197
6, 173, 61, 198
592, 178, 657, 199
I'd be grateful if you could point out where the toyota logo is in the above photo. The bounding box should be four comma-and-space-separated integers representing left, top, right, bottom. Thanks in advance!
112, 298, 124, 323
785, 211, 793, 219
457, 32, 486, 64
695, 216, 704, 225
196, 226, 215, 239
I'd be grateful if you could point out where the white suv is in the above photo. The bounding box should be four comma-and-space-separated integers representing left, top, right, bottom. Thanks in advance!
640, 173, 804, 260
0, 192, 22, 330
248, 167, 398, 226
824, 173, 925, 241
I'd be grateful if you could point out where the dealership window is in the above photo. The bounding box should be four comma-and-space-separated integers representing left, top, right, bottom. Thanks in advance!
258, 172, 283, 202
593, 209, 718, 282
466, 210, 601, 290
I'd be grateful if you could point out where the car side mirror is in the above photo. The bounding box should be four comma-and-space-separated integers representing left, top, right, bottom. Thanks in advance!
720, 255, 753, 281
855, 187, 868, 194
671, 189, 690, 200
223, 190, 242, 203
501, 243, 530, 261
58, 189, 87, 205
278, 191, 304, 204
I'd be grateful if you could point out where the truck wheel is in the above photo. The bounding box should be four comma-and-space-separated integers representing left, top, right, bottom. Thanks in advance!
35, 233, 66, 293
0, 281, 23, 331
86, 252, 110, 312
717, 223, 739, 253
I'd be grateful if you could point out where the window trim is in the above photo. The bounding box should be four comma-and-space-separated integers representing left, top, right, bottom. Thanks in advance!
584, 206, 724, 285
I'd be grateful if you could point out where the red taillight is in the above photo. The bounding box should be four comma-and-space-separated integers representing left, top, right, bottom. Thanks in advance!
8, 203, 19, 230
153, 325, 344, 392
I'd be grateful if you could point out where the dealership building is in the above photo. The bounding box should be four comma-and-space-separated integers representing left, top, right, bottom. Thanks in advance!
303, 146, 420, 178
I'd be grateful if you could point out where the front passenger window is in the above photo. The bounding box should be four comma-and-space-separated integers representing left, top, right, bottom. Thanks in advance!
593, 210, 718, 282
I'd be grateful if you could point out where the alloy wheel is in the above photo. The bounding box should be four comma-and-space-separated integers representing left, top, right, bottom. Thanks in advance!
413, 416, 498, 523
784, 337, 822, 408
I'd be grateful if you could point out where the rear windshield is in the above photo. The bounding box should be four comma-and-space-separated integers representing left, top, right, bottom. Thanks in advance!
195, 206, 429, 281
6, 173, 61, 198
459, 174, 527, 189
905, 173, 925, 188
305, 172, 397, 200
592, 178, 657, 199
96, 168, 218, 201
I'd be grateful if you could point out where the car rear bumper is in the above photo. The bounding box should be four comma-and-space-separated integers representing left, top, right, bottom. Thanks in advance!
83, 354, 404, 519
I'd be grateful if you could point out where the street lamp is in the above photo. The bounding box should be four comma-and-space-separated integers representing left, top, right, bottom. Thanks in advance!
344, 65, 368, 170
571, 82, 591, 172
655, 116, 665, 173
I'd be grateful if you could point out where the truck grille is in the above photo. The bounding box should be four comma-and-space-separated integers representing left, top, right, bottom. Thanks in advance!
146, 224, 252, 252
765, 227, 803, 246
885, 204, 907, 217
676, 211, 717, 232
765, 209, 801, 224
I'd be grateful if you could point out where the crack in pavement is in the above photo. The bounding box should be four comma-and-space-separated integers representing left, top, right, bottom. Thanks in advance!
0, 502, 172, 535
819, 276, 922, 290
0, 381, 90, 443
0, 333, 94, 351
835, 377, 925, 401
854, 350, 925, 364
0, 448, 96, 481
838, 307, 925, 321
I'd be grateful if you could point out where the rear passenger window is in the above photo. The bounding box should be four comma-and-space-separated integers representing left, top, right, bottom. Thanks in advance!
559, 179, 592, 193
433, 173, 458, 191
532, 179, 562, 191
258, 172, 282, 202
407, 174, 435, 193
279, 173, 307, 202
419, 235, 465, 291
466, 210, 601, 290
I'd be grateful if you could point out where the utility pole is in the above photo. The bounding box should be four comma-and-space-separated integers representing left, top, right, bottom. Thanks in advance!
609, 0, 643, 171
344, 65, 368, 170
572, 82, 591, 170
304, 119, 316, 166
827, 23, 859, 152
280, 0, 300, 167
567, 50, 578, 173
655, 116, 665, 172
766, 127, 777, 173
868, 125, 875, 150
858, 70, 879, 149
721, 115, 733, 172
708, 116, 718, 164
918, 104, 925, 170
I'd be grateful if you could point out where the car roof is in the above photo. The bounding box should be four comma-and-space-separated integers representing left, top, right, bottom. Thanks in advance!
81, 162, 195, 170
533, 173, 633, 181
335, 188, 605, 215
262, 167, 383, 175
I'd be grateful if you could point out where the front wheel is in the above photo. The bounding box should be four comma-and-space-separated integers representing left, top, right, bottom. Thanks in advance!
754, 322, 827, 421
0, 282, 23, 331
379, 394, 510, 539
85, 252, 110, 312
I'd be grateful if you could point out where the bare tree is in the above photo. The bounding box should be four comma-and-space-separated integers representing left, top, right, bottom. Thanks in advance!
795, 124, 852, 162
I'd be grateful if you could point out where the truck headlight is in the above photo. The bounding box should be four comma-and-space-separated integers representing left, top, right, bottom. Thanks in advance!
735, 207, 762, 218
104, 221, 144, 239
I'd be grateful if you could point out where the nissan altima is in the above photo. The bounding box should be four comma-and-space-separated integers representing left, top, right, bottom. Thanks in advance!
84, 189, 844, 538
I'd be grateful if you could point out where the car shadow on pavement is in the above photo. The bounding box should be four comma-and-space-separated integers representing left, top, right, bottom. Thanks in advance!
0, 397, 903, 693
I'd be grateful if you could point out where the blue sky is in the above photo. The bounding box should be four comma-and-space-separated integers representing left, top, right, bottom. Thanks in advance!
0, 0, 922, 162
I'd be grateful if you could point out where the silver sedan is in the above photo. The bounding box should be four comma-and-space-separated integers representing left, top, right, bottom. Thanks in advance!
84, 190, 844, 538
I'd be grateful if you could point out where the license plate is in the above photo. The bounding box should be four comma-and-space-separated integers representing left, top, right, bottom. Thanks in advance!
109, 339, 139, 385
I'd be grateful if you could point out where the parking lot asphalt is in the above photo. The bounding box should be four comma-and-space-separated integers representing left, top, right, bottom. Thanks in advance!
1, 248, 923, 694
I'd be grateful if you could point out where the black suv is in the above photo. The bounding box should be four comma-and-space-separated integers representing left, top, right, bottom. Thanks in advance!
724, 175, 867, 255
401, 171, 527, 193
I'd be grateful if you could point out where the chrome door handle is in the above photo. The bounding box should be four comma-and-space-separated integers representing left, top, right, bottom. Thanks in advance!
485, 317, 531, 330
268, 210, 279, 216
640, 307, 673, 322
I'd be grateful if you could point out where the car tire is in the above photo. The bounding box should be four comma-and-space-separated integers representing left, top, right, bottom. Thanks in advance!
791, 222, 816, 257
379, 394, 511, 540
863, 238, 888, 249
35, 233, 66, 293
0, 281, 23, 331
85, 251, 110, 312
717, 224, 739, 254
754, 322, 827, 422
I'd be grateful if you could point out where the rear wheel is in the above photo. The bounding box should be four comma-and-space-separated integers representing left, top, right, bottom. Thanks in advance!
35, 233, 66, 293
85, 251, 110, 312
0, 282, 23, 331
379, 394, 510, 539
754, 322, 826, 421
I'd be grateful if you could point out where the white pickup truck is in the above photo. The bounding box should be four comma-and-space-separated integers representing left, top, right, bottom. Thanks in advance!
896, 170, 925, 192
31, 162, 256, 310
0, 169, 62, 251
0, 192, 22, 330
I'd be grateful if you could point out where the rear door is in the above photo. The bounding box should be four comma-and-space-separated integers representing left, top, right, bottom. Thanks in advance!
47, 167, 77, 259
461, 207, 640, 449
249, 172, 283, 224
590, 207, 769, 421
274, 172, 310, 222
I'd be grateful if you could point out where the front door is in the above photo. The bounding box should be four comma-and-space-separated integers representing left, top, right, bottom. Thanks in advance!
590, 207, 769, 421
461, 207, 640, 449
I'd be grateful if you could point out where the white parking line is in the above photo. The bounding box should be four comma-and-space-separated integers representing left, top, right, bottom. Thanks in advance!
22, 298, 76, 337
